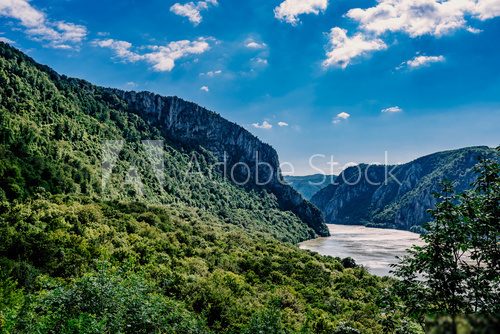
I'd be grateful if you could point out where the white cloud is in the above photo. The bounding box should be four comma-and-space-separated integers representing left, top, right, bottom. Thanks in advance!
405, 55, 445, 68
474, 0, 500, 20
252, 121, 273, 129
246, 40, 267, 49
346, 0, 500, 38
274, 0, 328, 25
125, 81, 138, 88
337, 112, 350, 119
200, 85, 209, 92
170, 0, 218, 26
200, 69, 222, 76
333, 112, 350, 124
323, 27, 387, 69
252, 57, 268, 66
381, 106, 403, 113
278, 121, 289, 127
466, 26, 482, 34
93, 39, 143, 62
94, 38, 210, 72
0, 0, 87, 49
321, 1, 500, 68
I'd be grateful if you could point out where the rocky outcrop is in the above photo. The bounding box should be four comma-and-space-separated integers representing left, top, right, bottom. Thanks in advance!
311, 147, 497, 230
105, 90, 329, 236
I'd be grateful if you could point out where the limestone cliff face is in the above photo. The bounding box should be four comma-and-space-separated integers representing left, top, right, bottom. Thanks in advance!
311, 147, 497, 231
107, 90, 329, 236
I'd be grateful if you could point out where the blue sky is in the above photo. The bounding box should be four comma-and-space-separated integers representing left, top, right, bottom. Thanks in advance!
1, 0, 500, 174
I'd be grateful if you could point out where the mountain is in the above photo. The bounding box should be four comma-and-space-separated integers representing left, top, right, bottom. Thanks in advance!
284, 174, 337, 200
311, 146, 498, 231
0, 42, 418, 333
0, 42, 327, 239
111, 90, 328, 236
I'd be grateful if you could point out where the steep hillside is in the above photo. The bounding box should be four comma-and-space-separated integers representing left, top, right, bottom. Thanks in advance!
0, 42, 326, 239
311, 146, 498, 231
110, 90, 327, 236
284, 174, 337, 200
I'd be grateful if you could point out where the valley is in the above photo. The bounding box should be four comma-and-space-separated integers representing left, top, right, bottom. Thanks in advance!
0, 41, 498, 334
0, 41, 411, 333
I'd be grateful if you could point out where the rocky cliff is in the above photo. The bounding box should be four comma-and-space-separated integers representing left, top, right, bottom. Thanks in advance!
105, 89, 329, 236
311, 146, 497, 231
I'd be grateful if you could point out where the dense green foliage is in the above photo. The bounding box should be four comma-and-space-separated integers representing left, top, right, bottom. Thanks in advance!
0, 42, 424, 332
0, 42, 313, 244
392, 154, 500, 333
0, 197, 423, 333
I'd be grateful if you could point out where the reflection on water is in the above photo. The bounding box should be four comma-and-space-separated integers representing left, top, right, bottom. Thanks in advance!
299, 224, 424, 277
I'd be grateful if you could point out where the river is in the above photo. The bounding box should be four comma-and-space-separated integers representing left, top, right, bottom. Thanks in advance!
299, 224, 425, 277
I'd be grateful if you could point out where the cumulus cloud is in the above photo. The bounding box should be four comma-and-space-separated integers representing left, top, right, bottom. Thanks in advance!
381, 106, 403, 113
0, 0, 87, 49
274, 0, 328, 25
93, 38, 210, 72
245, 38, 269, 71
200, 85, 209, 92
246, 40, 267, 49
93, 39, 143, 62
320, 0, 500, 68
278, 121, 289, 127
170, 0, 218, 26
474, 0, 500, 19
252, 121, 273, 129
337, 112, 350, 119
323, 27, 387, 69
333, 112, 350, 124
466, 26, 482, 34
346, 0, 500, 38
405, 55, 445, 68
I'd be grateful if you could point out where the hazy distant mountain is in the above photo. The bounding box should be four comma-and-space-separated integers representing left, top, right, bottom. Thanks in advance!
284, 174, 337, 200
311, 146, 498, 231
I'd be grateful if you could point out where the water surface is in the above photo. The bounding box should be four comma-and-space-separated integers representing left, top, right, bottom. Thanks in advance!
299, 224, 424, 277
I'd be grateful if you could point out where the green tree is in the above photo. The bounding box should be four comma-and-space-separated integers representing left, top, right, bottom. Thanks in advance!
393, 153, 500, 333
460, 155, 500, 313
394, 181, 468, 332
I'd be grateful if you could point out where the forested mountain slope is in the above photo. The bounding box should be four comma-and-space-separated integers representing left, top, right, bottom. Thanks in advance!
0, 42, 326, 239
311, 146, 497, 231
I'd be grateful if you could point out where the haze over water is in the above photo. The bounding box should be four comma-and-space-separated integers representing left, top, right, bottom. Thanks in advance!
299, 224, 425, 277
